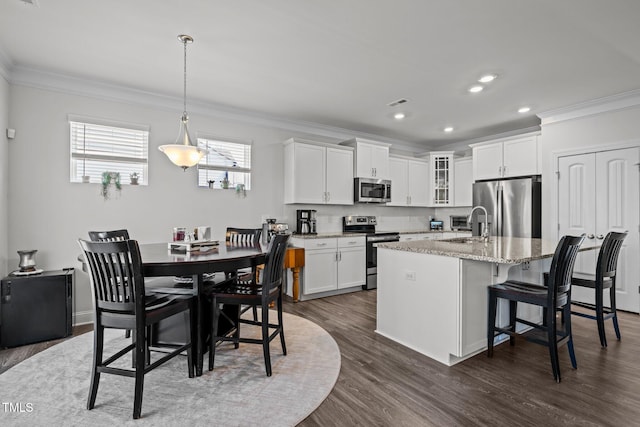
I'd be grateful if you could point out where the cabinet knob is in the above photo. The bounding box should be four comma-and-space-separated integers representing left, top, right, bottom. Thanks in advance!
596, 234, 605, 240
587, 234, 595, 239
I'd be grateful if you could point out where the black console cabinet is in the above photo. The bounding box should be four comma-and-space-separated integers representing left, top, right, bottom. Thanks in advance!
0, 269, 73, 348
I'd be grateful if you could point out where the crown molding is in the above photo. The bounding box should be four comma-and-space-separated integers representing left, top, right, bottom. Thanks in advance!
8, 65, 424, 151
537, 89, 640, 125
440, 125, 541, 151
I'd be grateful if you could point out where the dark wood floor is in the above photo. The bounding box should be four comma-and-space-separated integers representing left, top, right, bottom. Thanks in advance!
2, 291, 639, 426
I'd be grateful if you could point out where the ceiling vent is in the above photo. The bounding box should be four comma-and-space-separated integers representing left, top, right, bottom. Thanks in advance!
387, 98, 408, 107
18, 0, 39, 6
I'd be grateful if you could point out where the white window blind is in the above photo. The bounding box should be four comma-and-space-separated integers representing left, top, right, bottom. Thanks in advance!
197, 137, 252, 190
69, 120, 149, 185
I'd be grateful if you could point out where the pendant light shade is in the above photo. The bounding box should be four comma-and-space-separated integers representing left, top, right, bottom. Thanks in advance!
159, 34, 207, 170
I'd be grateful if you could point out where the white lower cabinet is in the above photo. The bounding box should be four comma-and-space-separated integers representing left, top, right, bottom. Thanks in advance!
399, 233, 443, 242
292, 236, 366, 299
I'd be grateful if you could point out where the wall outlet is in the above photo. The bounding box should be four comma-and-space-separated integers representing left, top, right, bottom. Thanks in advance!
405, 271, 416, 281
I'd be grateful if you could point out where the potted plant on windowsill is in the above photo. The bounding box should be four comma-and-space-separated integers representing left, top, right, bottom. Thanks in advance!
101, 171, 121, 200
129, 172, 139, 185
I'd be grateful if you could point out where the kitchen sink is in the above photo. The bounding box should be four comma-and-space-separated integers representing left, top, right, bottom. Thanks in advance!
444, 236, 492, 244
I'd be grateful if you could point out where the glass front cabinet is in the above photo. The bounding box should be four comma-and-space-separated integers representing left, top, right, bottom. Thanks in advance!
425, 151, 454, 207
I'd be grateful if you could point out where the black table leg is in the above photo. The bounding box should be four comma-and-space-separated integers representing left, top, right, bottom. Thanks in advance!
193, 273, 203, 376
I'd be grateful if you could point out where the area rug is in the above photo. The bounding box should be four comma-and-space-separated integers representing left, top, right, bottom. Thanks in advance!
0, 311, 340, 426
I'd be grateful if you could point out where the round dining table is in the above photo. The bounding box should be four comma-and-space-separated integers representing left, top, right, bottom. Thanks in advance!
139, 242, 267, 376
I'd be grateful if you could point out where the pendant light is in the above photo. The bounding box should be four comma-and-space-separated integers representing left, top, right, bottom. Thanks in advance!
159, 34, 207, 170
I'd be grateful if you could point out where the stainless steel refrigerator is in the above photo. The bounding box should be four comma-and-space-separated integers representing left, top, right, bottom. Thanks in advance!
471, 176, 542, 238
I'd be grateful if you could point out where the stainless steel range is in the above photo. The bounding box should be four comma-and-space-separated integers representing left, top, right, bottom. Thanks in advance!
343, 216, 400, 290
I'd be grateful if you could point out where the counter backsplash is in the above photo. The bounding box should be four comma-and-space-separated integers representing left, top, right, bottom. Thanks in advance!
281, 205, 472, 233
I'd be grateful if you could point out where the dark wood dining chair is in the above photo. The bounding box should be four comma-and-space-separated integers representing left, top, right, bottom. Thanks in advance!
209, 234, 289, 376
225, 227, 262, 247
79, 238, 197, 419
487, 234, 585, 382
88, 229, 130, 241
223, 227, 263, 321
89, 229, 133, 338
571, 231, 627, 347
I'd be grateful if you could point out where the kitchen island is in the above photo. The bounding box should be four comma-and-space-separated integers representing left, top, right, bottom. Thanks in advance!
376, 237, 593, 366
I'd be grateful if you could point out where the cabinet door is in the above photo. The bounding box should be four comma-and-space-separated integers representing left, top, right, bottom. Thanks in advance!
337, 246, 366, 289
503, 136, 538, 177
407, 160, 429, 206
430, 154, 453, 206
355, 142, 389, 179
303, 248, 338, 294
453, 158, 473, 206
355, 143, 375, 178
387, 157, 408, 206
370, 144, 390, 179
291, 143, 326, 204
473, 141, 503, 181
326, 147, 354, 205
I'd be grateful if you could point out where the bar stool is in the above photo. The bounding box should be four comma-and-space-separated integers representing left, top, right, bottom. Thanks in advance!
571, 231, 627, 347
487, 235, 585, 382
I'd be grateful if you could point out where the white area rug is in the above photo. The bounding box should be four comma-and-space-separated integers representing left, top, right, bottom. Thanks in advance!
0, 311, 340, 426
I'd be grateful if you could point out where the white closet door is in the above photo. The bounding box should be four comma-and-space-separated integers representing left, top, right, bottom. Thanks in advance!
558, 147, 640, 313
558, 153, 597, 275
595, 147, 639, 313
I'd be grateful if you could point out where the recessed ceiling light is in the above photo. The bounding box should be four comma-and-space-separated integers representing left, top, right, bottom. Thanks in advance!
518, 106, 531, 113
444, 127, 454, 133
468, 85, 484, 93
478, 74, 497, 83
394, 112, 406, 120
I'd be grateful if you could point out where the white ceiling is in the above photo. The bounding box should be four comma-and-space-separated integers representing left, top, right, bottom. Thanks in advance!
2, 0, 640, 148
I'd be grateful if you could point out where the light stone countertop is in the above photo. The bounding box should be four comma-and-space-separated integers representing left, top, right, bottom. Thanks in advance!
377, 236, 597, 264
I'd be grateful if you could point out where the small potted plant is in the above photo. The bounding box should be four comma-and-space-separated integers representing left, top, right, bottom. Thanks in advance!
130, 172, 139, 185
101, 171, 121, 200
221, 171, 230, 189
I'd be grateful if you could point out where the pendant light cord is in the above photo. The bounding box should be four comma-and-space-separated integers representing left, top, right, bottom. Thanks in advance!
183, 37, 188, 116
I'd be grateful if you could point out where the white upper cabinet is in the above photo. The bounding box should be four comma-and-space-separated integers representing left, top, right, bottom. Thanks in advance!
388, 157, 408, 206
387, 156, 429, 207
325, 146, 354, 204
471, 133, 540, 181
284, 138, 354, 205
453, 157, 473, 207
421, 151, 454, 207
340, 138, 390, 179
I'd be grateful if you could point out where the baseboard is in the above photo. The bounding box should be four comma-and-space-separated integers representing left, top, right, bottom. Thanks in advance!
73, 310, 93, 326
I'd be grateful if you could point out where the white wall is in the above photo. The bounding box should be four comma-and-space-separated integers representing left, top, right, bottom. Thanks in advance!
0, 75, 8, 277
539, 106, 640, 239
7, 84, 320, 323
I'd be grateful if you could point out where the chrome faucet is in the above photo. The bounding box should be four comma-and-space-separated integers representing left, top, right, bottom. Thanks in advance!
468, 206, 490, 242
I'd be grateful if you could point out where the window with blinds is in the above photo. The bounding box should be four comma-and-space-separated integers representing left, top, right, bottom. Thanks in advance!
69, 119, 149, 185
197, 137, 252, 190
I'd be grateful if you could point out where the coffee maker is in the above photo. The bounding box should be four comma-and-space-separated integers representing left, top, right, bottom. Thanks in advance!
296, 209, 317, 235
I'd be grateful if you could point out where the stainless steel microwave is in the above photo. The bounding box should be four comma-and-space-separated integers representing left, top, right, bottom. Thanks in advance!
354, 178, 391, 203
